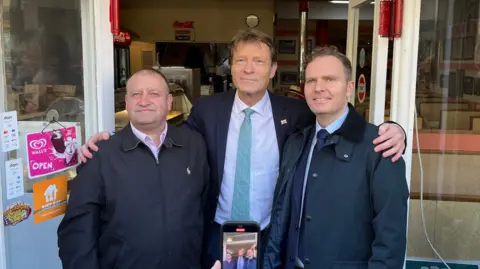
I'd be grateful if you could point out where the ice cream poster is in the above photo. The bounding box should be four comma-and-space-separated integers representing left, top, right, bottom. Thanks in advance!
25, 126, 79, 179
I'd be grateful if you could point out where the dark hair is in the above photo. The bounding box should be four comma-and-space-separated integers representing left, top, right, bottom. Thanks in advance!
304, 45, 353, 81
228, 29, 277, 64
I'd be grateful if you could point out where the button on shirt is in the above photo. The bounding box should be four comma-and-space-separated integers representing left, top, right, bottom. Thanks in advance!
296, 106, 349, 267
215, 91, 280, 229
130, 122, 168, 157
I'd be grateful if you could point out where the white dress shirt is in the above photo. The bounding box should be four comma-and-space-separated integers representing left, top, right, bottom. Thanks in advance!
215, 91, 279, 229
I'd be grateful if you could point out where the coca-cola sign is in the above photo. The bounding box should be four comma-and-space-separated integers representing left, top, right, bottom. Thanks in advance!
114, 31, 132, 46
173, 21, 194, 29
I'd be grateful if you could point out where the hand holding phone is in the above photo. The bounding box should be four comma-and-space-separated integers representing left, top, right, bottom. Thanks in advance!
220, 221, 260, 269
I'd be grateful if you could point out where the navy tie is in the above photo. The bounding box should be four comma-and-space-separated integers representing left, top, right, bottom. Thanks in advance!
315, 129, 330, 150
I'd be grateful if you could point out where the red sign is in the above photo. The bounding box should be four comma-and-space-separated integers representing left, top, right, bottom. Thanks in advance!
357, 74, 366, 103
173, 21, 194, 29
114, 31, 132, 46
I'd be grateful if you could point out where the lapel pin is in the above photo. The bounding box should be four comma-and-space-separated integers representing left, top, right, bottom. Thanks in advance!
281, 119, 287, 125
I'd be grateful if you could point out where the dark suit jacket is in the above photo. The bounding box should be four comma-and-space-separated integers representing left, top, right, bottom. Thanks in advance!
183, 89, 315, 222
263, 104, 409, 269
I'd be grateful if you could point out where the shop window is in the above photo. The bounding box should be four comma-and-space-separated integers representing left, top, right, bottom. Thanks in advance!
407, 0, 480, 265
3, 0, 84, 192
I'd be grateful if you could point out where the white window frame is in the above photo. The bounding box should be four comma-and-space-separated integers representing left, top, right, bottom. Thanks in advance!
389, 0, 422, 191
83, 0, 115, 136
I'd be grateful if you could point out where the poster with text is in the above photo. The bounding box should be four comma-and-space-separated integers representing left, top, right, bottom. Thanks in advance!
33, 176, 67, 224
25, 126, 79, 179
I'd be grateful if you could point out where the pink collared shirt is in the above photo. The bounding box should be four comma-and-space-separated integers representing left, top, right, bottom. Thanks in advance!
130, 122, 168, 157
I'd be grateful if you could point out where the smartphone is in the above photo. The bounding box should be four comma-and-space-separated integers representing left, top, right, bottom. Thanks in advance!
220, 221, 260, 269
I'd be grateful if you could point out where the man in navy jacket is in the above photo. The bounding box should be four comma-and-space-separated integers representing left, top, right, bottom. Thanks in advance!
263, 46, 408, 269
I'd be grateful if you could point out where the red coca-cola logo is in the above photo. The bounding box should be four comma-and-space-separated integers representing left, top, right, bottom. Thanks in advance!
173, 21, 194, 29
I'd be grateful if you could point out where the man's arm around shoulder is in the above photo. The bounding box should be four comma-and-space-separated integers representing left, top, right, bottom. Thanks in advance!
182, 97, 206, 132
58, 149, 104, 269
369, 151, 409, 269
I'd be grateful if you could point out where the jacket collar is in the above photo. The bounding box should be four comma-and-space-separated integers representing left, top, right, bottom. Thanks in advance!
119, 123, 183, 152
300, 102, 366, 143
331, 102, 366, 143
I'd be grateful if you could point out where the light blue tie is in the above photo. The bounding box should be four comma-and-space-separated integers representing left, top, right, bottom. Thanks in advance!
231, 108, 254, 220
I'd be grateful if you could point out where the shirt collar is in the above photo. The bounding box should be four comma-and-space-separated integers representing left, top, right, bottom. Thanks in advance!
315, 105, 349, 134
130, 122, 168, 148
232, 90, 271, 116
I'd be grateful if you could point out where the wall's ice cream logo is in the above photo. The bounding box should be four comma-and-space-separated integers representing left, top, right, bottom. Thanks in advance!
29, 138, 47, 150
3, 202, 32, 226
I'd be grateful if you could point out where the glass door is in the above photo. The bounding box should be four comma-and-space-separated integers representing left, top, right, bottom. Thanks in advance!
346, 0, 390, 125
0, 0, 101, 268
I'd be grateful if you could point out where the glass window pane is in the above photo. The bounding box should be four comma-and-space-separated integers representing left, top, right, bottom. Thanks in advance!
1, 0, 85, 268
408, 0, 480, 266
4, 0, 85, 188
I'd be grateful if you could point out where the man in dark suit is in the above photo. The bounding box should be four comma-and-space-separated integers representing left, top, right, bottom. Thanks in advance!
263, 46, 409, 269
79, 30, 407, 269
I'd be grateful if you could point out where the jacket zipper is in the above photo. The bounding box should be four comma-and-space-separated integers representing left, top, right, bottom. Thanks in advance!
153, 147, 164, 164
126, 140, 161, 164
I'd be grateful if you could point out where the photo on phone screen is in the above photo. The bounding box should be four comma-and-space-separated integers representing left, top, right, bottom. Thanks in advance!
221, 221, 259, 269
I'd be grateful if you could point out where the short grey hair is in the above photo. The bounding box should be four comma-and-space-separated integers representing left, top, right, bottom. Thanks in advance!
126, 68, 170, 93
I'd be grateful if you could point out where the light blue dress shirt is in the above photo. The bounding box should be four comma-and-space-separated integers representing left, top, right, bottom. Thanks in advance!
215, 91, 280, 230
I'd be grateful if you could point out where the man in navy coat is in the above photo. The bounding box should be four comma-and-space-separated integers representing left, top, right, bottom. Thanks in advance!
263, 46, 409, 269
79, 30, 407, 269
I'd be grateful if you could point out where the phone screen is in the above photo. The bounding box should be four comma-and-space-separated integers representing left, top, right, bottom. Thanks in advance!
221, 221, 260, 269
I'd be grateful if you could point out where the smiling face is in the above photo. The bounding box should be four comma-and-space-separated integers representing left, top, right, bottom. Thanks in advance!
125, 71, 172, 131
304, 55, 354, 126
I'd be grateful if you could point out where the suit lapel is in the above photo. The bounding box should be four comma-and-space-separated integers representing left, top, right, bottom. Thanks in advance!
216, 90, 236, 184
269, 91, 291, 155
